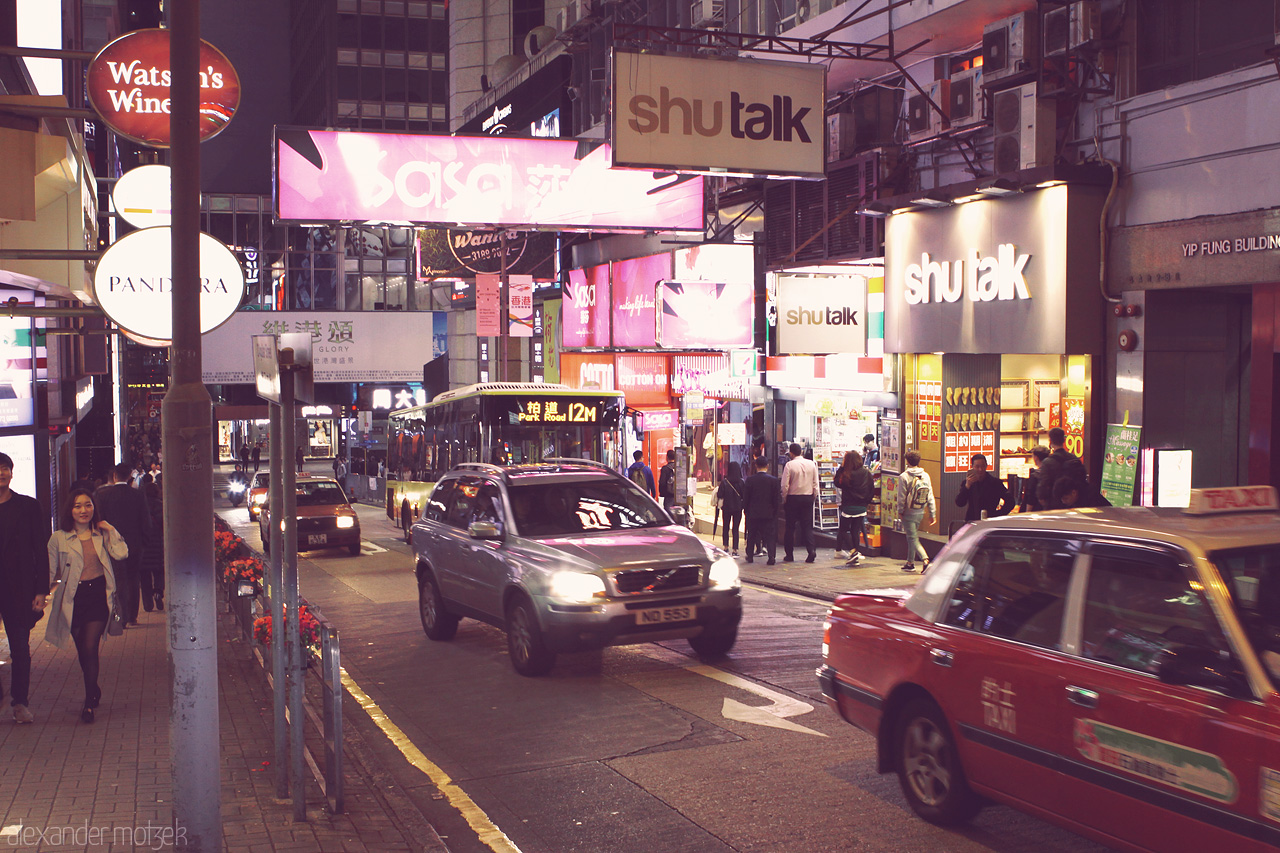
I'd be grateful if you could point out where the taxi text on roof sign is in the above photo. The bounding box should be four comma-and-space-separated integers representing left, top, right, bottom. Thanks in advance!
1183, 485, 1279, 515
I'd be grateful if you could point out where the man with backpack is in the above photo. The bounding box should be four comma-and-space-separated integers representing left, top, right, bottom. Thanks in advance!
897, 449, 935, 573
658, 449, 677, 511
627, 450, 655, 496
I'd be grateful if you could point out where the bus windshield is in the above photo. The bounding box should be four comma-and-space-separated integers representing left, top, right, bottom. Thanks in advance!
384, 383, 629, 521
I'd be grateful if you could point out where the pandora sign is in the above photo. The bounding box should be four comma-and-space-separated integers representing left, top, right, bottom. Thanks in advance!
93, 228, 246, 342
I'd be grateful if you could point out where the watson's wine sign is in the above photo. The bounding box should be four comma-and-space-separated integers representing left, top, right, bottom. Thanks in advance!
86, 28, 241, 147
93, 227, 246, 342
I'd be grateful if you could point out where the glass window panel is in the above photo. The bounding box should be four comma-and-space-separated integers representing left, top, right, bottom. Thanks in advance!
336, 68, 359, 99
337, 48, 359, 64
360, 14, 383, 47
408, 52, 429, 69
408, 104, 430, 119
385, 1, 405, 14
384, 52, 405, 67
384, 102, 406, 117
336, 14, 360, 47
407, 2, 430, 17
1082, 548, 1228, 673
942, 535, 1075, 650
235, 196, 259, 211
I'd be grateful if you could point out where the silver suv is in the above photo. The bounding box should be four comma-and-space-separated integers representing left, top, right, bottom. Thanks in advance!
410, 459, 743, 676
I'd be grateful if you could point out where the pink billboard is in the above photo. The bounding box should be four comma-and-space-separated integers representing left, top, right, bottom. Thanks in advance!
610, 253, 671, 348
275, 129, 704, 232
657, 281, 753, 348
563, 265, 610, 347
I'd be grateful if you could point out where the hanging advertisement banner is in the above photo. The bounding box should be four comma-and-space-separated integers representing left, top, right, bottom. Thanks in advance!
612, 51, 826, 179
201, 311, 444, 383
1101, 423, 1142, 506
508, 275, 534, 338
275, 128, 704, 232
85, 28, 241, 147
611, 253, 670, 348
656, 281, 753, 349
563, 265, 610, 347
476, 274, 501, 337
775, 274, 867, 355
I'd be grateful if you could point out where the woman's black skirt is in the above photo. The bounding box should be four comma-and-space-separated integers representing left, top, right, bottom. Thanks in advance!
70, 575, 109, 633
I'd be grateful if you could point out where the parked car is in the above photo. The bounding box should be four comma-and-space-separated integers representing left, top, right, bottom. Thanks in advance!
259, 475, 361, 556
818, 486, 1280, 852
247, 471, 271, 521
410, 459, 742, 676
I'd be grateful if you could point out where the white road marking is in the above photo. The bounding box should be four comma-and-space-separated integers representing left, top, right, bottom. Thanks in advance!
638, 646, 827, 737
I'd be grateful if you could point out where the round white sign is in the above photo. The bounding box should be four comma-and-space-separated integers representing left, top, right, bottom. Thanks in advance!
112, 165, 179, 229
93, 227, 246, 342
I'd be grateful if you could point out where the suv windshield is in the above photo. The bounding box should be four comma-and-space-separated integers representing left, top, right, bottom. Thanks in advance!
508, 479, 667, 536
297, 480, 348, 506
1212, 544, 1280, 680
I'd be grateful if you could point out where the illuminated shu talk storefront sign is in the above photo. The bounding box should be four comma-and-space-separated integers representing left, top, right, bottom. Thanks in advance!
274, 129, 704, 232
883, 186, 1105, 355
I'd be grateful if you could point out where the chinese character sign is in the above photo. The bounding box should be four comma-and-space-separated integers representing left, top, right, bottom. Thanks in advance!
509, 275, 533, 338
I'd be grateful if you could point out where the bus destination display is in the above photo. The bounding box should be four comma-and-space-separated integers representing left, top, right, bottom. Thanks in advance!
512, 398, 601, 424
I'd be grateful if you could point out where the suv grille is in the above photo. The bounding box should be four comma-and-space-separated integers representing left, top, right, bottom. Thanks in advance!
612, 565, 702, 594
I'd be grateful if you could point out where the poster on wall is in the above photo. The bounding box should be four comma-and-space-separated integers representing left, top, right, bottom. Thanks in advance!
476, 274, 501, 337
0, 434, 36, 497
1101, 423, 1141, 506
656, 281, 753, 349
944, 431, 996, 473
880, 418, 903, 474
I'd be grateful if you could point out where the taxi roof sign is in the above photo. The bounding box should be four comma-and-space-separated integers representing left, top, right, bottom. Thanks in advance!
1183, 486, 1279, 515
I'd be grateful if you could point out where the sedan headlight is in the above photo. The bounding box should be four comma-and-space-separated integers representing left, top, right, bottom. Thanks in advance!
709, 555, 740, 590
335, 516, 355, 529
550, 571, 605, 603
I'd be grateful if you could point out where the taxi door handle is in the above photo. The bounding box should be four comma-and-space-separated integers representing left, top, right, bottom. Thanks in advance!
929, 648, 954, 668
1066, 685, 1098, 709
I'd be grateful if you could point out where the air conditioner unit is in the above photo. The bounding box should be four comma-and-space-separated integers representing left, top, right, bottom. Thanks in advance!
983, 11, 1039, 87
905, 79, 949, 142
690, 0, 725, 28
1043, 1, 1101, 57
796, 0, 813, 25
948, 66, 985, 128
827, 112, 856, 163
991, 83, 1054, 173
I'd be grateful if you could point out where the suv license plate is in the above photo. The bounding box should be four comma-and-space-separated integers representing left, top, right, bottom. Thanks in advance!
636, 605, 695, 626
308, 534, 327, 546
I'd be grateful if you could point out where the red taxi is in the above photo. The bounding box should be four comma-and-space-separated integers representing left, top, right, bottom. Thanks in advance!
819, 486, 1280, 852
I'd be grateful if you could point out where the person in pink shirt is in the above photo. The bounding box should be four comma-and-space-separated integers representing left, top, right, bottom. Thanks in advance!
780, 442, 819, 563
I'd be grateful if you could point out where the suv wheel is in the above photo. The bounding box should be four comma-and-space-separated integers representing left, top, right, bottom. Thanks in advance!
688, 623, 738, 659
417, 569, 458, 641
506, 596, 555, 676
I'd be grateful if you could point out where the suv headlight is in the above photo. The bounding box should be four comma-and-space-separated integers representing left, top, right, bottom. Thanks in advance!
550, 571, 605, 603
709, 555, 740, 590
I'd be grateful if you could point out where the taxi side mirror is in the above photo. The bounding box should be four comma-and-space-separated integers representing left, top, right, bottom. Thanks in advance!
1156, 646, 1252, 700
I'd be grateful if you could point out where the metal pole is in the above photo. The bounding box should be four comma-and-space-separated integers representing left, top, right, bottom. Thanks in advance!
280, 371, 306, 821
268, 401, 287, 799
163, 0, 221, 848
499, 231, 509, 382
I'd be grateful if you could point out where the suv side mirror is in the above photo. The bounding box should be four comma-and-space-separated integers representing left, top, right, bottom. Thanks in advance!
468, 520, 503, 540
1156, 645, 1253, 699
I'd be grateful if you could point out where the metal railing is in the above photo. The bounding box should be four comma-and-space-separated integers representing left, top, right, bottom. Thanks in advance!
234, 588, 345, 814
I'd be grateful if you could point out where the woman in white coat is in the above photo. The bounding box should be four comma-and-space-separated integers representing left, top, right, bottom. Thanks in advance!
43, 486, 127, 723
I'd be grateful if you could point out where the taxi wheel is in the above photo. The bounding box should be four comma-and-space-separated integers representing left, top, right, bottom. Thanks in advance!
894, 698, 982, 825
417, 569, 458, 641
506, 596, 555, 677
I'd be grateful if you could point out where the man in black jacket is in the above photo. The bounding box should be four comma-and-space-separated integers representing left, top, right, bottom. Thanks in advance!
0, 453, 51, 723
954, 454, 1011, 521
741, 456, 781, 565
1037, 428, 1091, 510
94, 462, 152, 623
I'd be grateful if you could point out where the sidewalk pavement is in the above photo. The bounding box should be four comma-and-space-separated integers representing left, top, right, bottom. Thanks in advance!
0, 550, 434, 851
